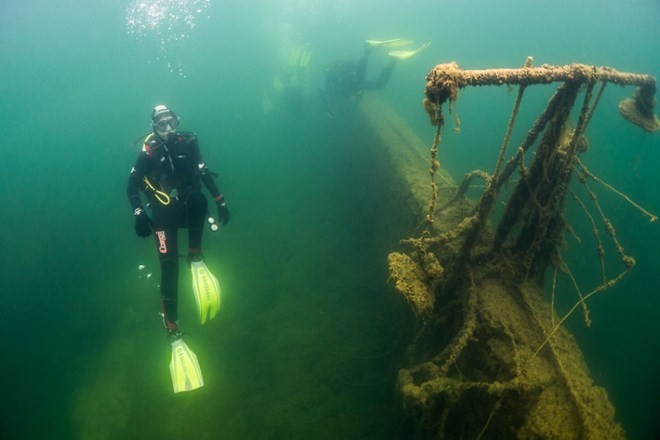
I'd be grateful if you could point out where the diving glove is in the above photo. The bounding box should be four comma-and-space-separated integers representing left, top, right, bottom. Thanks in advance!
134, 208, 154, 238
215, 195, 230, 225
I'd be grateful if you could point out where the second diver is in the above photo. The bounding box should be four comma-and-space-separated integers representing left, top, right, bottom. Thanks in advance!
319, 38, 430, 118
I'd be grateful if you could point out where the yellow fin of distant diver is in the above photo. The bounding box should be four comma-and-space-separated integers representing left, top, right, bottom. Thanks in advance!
365, 38, 414, 48
170, 338, 204, 393
190, 259, 221, 325
288, 45, 312, 69
388, 41, 432, 60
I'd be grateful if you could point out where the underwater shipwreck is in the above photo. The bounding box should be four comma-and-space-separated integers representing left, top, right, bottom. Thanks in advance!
373, 58, 659, 438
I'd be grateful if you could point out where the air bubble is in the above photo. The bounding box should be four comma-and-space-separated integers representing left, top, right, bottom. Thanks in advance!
125, 0, 210, 77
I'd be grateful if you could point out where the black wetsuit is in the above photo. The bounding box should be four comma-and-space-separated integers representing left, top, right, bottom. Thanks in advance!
319, 46, 396, 116
127, 131, 223, 329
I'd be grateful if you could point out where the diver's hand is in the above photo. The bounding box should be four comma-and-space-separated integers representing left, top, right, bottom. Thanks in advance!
134, 208, 154, 238
215, 196, 230, 225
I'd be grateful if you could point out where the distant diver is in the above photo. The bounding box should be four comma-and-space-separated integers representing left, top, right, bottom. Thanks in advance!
264, 44, 313, 115
319, 39, 431, 118
127, 104, 230, 392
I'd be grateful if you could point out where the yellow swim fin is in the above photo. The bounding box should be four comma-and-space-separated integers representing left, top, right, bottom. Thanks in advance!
190, 259, 221, 325
170, 338, 204, 393
389, 41, 432, 60
300, 48, 312, 68
365, 38, 414, 48
288, 45, 312, 69
288, 45, 301, 67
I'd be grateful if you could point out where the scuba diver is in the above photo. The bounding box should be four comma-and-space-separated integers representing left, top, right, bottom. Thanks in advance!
319, 38, 431, 118
263, 44, 313, 115
126, 104, 230, 393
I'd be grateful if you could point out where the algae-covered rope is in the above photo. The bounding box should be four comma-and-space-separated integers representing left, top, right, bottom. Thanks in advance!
426, 109, 444, 226
530, 268, 632, 360
575, 157, 658, 223
570, 189, 607, 284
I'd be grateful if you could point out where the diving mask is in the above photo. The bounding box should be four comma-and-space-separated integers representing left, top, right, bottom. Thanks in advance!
154, 116, 179, 132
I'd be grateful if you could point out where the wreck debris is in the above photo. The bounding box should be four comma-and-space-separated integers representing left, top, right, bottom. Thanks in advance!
389, 58, 657, 438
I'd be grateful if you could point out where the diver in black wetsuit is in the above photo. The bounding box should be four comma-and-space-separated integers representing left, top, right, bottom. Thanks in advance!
319, 42, 397, 118
127, 105, 230, 337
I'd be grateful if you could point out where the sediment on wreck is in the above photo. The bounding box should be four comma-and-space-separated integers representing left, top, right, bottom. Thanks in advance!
388, 58, 657, 438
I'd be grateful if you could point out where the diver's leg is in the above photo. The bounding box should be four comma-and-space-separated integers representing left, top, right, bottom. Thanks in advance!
185, 191, 208, 260
363, 57, 397, 90
319, 74, 332, 116
153, 210, 180, 335
356, 44, 373, 85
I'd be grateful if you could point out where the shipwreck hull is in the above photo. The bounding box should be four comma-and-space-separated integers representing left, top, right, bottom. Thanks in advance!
396, 273, 623, 439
